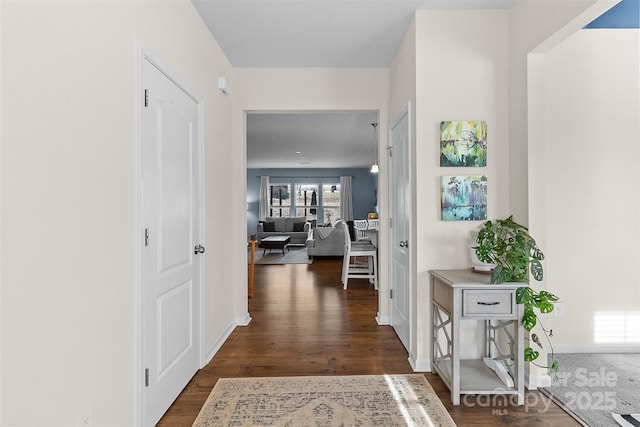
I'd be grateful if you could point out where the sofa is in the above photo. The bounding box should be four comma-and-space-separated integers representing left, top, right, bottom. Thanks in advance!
305, 221, 347, 257
257, 217, 311, 245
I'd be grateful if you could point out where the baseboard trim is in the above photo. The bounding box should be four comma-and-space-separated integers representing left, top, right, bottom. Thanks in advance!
409, 355, 432, 372
526, 365, 552, 389
235, 313, 252, 326
376, 314, 390, 325
555, 344, 640, 353
203, 315, 252, 366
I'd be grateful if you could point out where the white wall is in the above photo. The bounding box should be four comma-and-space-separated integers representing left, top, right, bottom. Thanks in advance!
233, 67, 391, 320
387, 4, 609, 375
389, 17, 416, 121
412, 10, 510, 368
532, 29, 640, 352
0, 1, 237, 425
508, 0, 609, 223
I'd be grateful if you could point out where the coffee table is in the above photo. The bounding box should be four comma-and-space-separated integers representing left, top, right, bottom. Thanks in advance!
259, 235, 291, 255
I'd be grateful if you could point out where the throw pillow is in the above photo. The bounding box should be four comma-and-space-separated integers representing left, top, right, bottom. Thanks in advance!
263, 221, 276, 232
293, 222, 305, 232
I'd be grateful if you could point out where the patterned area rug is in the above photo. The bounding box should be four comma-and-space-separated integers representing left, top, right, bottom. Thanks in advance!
541, 353, 640, 427
192, 374, 456, 426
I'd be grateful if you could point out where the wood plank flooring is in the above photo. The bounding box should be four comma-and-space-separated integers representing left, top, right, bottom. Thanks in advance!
157, 257, 578, 426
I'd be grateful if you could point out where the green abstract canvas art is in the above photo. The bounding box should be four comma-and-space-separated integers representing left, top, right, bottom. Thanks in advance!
440, 121, 487, 167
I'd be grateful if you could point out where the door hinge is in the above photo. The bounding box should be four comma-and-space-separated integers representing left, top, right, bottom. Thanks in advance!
145, 368, 149, 387
144, 228, 150, 247
389, 218, 392, 228
390, 289, 394, 299
144, 89, 149, 107
386, 146, 393, 157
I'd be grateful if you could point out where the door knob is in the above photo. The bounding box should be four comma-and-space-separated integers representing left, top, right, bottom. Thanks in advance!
399, 240, 408, 248
194, 244, 205, 255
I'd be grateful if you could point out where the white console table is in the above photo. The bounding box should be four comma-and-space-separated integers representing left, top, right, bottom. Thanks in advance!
430, 269, 525, 405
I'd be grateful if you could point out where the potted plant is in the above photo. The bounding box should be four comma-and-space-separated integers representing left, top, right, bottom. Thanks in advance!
474, 215, 559, 373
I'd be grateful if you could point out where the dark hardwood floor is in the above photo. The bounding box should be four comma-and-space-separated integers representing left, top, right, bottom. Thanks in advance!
157, 257, 578, 426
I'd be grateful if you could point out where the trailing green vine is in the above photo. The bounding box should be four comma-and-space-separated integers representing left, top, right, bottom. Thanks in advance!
475, 215, 559, 374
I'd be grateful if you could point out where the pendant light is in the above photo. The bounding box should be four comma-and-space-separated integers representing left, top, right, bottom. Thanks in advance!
370, 122, 379, 174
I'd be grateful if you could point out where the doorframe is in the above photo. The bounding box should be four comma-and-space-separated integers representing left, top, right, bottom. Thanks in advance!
387, 103, 414, 360
243, 108, 386, 317
135, 40, 206, 426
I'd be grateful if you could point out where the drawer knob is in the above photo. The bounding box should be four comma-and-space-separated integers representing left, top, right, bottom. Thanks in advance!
477, 301, 500, 306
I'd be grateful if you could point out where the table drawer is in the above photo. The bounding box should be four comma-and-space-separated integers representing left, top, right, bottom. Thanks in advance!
462, 289, 515, 317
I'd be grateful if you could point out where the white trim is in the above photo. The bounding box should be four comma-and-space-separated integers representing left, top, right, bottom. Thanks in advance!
526, 365, 552, 389
387, 102, 413, 357
196, 99, 206, 369
135, 38, 145, 427
235, 313, 252, 327
135, 39, 205, 427
409, 354, 431, 372
202, 316, 251, 364
376, 314, 390, 325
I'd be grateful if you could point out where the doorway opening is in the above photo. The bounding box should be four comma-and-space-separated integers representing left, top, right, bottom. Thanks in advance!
245, 110, 381, 308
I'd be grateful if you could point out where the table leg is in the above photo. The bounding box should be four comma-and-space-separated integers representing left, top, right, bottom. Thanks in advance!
248, 240, 255, 299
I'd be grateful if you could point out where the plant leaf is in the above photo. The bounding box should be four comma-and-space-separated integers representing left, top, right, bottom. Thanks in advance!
539, 301, 554, 313
492, 267, 514, 284
531, 333, 542, 348
490, 266, 503, 284
516, 286, 533, 304
530, 259, 543, 281
528, 237, 545, 260
539, 290, 559, 302
522, 308, 537, 331
474, 246, 494, 264
524, 347, 540, 362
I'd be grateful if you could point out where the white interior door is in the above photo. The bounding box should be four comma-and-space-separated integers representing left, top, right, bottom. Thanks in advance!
389, 106, 411, 351
141, 56, 202, 427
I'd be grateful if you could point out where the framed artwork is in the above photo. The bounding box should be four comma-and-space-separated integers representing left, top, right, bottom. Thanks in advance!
441, 175, 487, 221
440, 121, 487, 167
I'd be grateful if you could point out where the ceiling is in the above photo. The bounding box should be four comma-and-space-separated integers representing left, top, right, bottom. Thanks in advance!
246, 112, 378, 169
192, 0, 512, 169
192, 0, 512, 68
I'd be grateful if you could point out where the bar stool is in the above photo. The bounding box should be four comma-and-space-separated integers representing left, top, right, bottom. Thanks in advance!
339, 221, 378, 290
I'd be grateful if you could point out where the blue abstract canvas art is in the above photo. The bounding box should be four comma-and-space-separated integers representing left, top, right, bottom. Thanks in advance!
441, 175, 487, 221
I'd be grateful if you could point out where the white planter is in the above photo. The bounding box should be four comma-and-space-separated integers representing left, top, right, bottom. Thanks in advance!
469, 247, 495, 272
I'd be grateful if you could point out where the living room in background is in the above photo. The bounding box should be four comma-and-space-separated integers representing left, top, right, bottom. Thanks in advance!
268, 183, 291, 217
246, 168, 376, 238
294, 183, 319, 223
322, 183, 341, 224
269, 179, 342, 224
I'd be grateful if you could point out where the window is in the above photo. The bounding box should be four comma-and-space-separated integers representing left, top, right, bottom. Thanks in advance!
322, 183, 340, 224
269, 184, 291, 217
594, 311, 640, 344
294, 184, 319, 221
267, 181, 340, 223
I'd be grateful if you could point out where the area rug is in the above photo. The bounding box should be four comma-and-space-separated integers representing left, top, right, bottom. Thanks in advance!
192, 374, 457, 426
540, 353, 640, 427
249, 246, 312, 265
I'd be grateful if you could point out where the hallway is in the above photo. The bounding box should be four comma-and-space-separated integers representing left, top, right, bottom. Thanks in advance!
158, 258, 578, 426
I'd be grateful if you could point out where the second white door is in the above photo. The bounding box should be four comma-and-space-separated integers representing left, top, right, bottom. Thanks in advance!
389, 106, 411, 351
